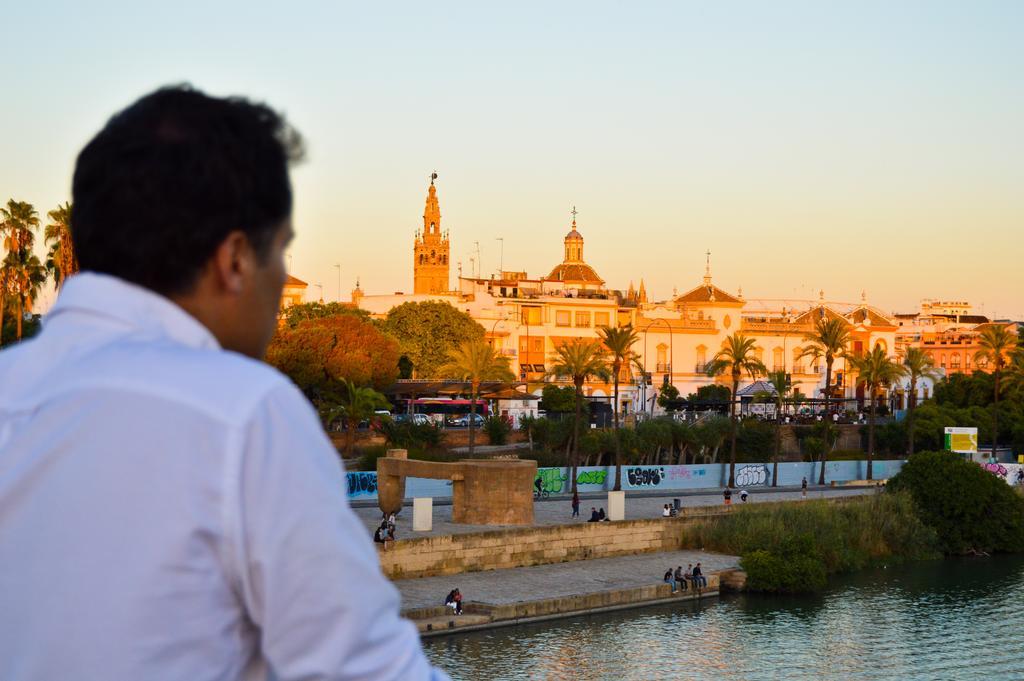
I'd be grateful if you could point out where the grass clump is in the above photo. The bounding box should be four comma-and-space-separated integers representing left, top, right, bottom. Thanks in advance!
690, 493, 939, 593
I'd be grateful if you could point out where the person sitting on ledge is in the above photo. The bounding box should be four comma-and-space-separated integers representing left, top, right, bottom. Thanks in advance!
598, 507, 607, 521
444, 589, 462, 615
684, 564, 694, 588
674, 566, 687, 591
662, 504, 671, 517
588, 507, 600, 522
663, 569, 678, 594
692, 563, 707, 588
374, 520, 394, 551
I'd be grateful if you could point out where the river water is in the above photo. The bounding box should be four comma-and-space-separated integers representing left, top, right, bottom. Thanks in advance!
423, 555, 1024, 680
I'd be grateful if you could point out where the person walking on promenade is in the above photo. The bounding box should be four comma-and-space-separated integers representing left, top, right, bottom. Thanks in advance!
0, 86, 447, 681
802, 476, 808, 499
572, 490, 580, 518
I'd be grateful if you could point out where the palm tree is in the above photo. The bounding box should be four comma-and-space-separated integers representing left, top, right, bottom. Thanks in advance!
706, 333, 767, 487
847, 346, 906, 480
598, 324, 639, 491
974, 324, 1018, 455
0, 200, 43, 341
440, 339, 515, 456
902, 347, 941, 456
765, 370, 791, 488
336, 379, 391, 457
549, 338, 611, 493
795, 317, 851, 484
44, 202, 78, 289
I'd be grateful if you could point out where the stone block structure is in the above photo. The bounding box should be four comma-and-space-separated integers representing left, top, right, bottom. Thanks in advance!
376, 451, 536, 525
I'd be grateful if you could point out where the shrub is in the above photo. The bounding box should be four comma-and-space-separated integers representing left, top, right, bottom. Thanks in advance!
483, 416, 511, 446
355, 444, 389, 471
741, 535, 827, 593
887, 450, 1024, 554
381, 420, 443, 450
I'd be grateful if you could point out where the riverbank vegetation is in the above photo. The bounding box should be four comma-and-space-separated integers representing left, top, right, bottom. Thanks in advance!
690, 493, 940, 593
888, 450, 1024, 554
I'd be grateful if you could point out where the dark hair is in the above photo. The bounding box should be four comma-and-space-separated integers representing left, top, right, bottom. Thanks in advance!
71, 85, 304, 294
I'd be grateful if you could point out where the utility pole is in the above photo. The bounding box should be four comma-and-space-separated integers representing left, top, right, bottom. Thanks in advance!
334, 263, 341, 302
474, 241, 481, 278
496, 237, 504, 276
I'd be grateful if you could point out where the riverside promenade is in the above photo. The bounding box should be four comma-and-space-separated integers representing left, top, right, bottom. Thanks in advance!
354, 485, 872, 538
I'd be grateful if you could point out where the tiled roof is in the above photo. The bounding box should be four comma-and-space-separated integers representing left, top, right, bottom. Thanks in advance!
546, 263, 604, 284
674, 283, 742, 304
284, 274, 308, 287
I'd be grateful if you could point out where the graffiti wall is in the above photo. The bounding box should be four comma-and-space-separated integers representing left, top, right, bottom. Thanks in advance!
344, 460, 908, 500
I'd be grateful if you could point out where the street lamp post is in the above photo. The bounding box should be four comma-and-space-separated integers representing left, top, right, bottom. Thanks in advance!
642, 317, 674, 417
334, 263, 341, 302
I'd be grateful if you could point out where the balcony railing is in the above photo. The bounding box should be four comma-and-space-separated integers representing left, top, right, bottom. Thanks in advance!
695, 362, 710, 373
656, 363, 672, 372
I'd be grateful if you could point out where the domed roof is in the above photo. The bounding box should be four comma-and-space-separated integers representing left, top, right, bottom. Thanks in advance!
546, 262, 604, 284
565, 227, 583, 240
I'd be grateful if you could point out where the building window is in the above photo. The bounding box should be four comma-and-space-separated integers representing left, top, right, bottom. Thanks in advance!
773, 347, 784, 371
965, 354, 971, 369
522, 306, 542, 325
556, 310, 571, 327
951, 354, 961, 369
940, 353, 946, 368
595, 312, 610, 327
575, 311, 591, 327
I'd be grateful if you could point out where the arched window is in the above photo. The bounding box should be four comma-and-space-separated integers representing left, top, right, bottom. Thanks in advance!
874, 339, 887, 354
965, 354, 972, 369
940, 353, 946, 368
773, 347, 784, 371
951, 354, 961, 370
696, 345, 707, 371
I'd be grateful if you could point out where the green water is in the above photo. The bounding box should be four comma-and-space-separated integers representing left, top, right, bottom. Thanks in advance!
424, 555, 1024, 680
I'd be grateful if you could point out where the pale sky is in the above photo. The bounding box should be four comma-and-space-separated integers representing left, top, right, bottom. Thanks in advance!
3, 1, 1022, 318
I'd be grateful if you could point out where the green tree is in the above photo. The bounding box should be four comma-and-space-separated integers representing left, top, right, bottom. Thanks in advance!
847, 346, 907, 479
656, 382, 680, 411
439, 339, 514, 455
903, 347, 942, 456
687, 384, 731, 404
598, 324, 639, 491
706, 333, 767, 487
0, 200, 44, 341
539, 384, 578, 414
44, 202, 77, 290
795, 317, 851, 484
549, 338, 611, 493
336, 379, 391, 457
888, 451, 1024, 554
765, 370, 792, 487
973, 324, 1017, 454
281, 300, 372, 327
383, 300, 484, 378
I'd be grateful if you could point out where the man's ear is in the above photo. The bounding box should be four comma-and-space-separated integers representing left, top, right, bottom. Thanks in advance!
212, 231, 254, 294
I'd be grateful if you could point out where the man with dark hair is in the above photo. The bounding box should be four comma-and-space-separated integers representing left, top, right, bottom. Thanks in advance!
0, 86, 447, 681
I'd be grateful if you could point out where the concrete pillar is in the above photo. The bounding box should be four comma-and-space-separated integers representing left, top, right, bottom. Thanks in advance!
607, 490, 625, 521
413, 497, 433, 532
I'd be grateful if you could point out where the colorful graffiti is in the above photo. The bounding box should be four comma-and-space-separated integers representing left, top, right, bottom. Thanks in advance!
346, 471, 377, 497
577, 469, 608, 486
735, 464, 769, 487
982, 462, 1008, 478
627, 467, 665, 487
535, 468, 569, 493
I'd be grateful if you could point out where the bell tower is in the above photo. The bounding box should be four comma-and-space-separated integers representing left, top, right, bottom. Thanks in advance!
413, 172, 450, 294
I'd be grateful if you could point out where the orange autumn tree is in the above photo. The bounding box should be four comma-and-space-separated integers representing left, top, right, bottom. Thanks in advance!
266, 313, 400, 425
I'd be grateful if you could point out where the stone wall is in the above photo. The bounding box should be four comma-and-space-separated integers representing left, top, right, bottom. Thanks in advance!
378, 508, 720, 580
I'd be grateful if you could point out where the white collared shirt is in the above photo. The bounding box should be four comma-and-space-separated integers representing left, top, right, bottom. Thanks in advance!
0, 273, 447, 681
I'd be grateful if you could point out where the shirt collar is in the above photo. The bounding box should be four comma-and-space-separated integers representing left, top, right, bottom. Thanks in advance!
47, 272, 221, 350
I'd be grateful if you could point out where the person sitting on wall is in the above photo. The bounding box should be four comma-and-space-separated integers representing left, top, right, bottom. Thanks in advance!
674, 566, 687, 591
692, 563, 707, 588
444, 589, 462, 615
662, 504, 671, 517
684, 564, 694, 589
588, 507, 600, 522
663, 569, 678, 594
597, 507, 607, 521
373, 520, 393, 551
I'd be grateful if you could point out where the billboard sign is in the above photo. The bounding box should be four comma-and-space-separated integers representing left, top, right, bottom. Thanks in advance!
944, 427, 979, 455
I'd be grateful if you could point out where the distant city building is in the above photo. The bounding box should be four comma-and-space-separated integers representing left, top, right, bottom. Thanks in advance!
280, 274, 308, 310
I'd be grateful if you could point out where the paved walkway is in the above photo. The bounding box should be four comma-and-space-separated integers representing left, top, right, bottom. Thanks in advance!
395, 549, 740, 610
357, 486, 871, 539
